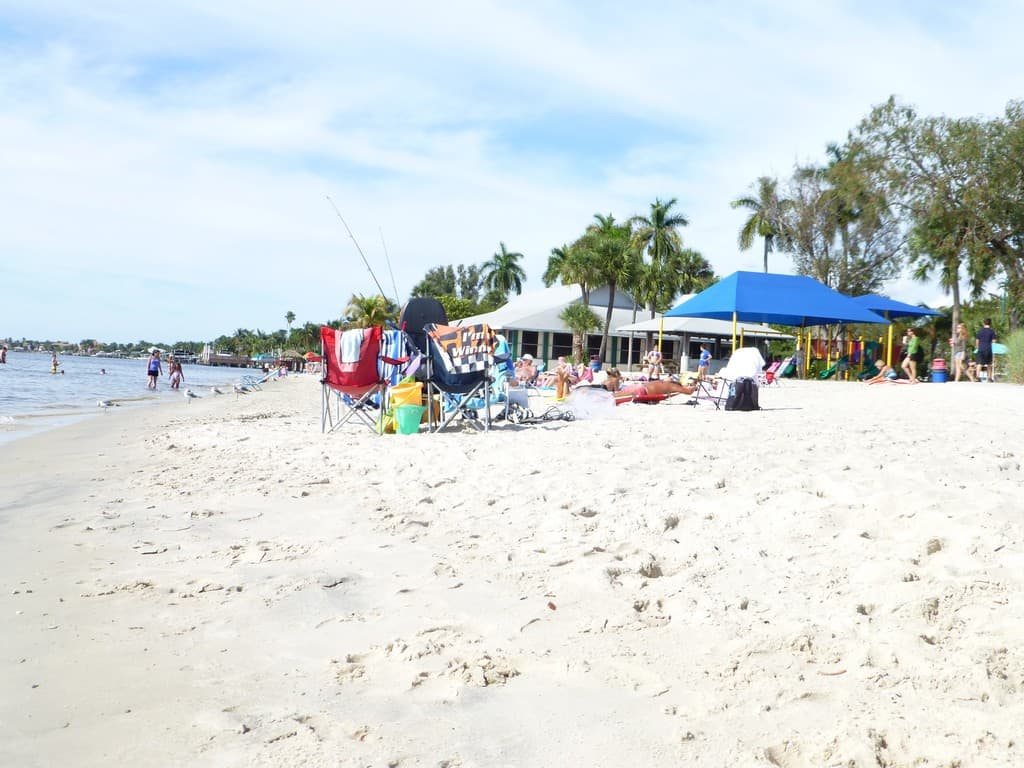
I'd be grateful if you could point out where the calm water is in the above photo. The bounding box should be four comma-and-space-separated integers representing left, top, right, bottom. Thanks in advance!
0, 351, 254, 445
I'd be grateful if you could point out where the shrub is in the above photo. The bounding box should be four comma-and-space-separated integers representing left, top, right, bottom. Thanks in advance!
1005, 329, 1024, 384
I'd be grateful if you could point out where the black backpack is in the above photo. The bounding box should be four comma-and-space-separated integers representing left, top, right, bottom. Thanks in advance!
725, 377, 760, 411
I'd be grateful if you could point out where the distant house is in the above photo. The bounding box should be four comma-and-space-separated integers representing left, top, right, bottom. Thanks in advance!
453, 284, 791, 372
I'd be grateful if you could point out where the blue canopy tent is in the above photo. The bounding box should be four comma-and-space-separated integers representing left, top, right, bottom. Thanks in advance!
852, 294, 942, 367
666, 272, 888, 377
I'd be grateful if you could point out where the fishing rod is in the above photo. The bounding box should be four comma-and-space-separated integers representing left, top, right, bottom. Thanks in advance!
379, 227, 402, 306
325, 195, 390, 302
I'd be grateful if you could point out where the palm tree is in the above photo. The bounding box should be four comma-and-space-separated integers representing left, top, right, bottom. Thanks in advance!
577, 214, 634, 361
482, 242, 526, 298
285, 311, 296, 341
731, 176, 789, 273
629, 197, 689, 269
543, 242, 599, 305
345, 293, 393, 328
559, 302, 603, 365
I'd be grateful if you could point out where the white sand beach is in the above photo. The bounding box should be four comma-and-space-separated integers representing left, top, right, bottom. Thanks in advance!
2, 376, 1023, 767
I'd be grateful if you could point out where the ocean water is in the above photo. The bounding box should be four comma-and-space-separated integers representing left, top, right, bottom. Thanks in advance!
0, 351, 255, 445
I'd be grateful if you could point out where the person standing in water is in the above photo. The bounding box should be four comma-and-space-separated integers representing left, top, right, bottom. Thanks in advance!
147, 349, 163, 389
51, 350, 58, 373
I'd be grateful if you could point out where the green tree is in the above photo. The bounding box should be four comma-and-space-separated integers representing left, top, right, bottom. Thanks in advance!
576, 214, 634, 361
482, 242, 526, 298
345, 293, 396, 328
543, 242, 600, 305
291, 322, 320, 352
559, 302, 603, 365
731, 177, 789, 273
410, 265, 457, 298
437, 295, 477, 321
285, 310, 296, 339
629, 197, 689, 272
856, 97, 991, 334
779, 142, 902, 297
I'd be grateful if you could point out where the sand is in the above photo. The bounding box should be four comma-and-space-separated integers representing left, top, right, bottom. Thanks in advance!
2, 375, 1023, 767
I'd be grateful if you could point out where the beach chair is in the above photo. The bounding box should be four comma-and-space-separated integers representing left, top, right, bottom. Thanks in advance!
320, 325, 410, 433
759, 356, 790, 387
690, 348, 766, 409
688, 377, 729, 409
423, 323, 496, 433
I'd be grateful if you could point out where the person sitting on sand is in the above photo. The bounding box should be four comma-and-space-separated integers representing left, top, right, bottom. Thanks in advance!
863, 359, 915, 385
863, 360, 897, 384
514, 354, 537, 386
554, 356, 576, 400
603, 368, 695, 398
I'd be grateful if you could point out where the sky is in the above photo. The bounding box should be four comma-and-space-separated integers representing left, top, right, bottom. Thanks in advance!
2, 1, 1022, 344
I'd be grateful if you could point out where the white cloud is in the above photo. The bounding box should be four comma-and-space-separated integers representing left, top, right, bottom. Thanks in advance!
2, 1, 1021, 341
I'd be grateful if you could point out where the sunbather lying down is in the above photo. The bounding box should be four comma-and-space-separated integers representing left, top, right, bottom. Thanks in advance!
602, 368, 695, 397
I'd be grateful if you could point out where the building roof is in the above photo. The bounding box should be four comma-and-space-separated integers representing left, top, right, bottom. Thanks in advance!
454, 285, 791, 340
454, 284, 637, 333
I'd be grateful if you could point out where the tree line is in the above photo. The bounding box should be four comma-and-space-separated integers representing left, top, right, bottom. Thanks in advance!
731, 96, 1024, 335
22, 96, 1022, 360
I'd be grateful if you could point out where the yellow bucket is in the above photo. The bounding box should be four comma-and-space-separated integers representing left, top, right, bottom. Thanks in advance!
390, 382, 422, 409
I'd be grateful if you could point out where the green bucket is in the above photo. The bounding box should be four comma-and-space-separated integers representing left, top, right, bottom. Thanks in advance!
394, 404, 425, 434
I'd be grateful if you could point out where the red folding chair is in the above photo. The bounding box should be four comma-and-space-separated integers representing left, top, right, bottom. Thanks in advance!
321, 326, 387, 433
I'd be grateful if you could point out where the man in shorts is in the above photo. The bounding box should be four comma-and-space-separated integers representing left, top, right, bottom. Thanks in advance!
975, 318, 997, 382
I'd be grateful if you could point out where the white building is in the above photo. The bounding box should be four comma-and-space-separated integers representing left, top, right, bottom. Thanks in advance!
455, 285, 791, 373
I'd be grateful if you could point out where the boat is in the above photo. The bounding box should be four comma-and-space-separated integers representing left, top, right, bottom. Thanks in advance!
171, 349, 199, 364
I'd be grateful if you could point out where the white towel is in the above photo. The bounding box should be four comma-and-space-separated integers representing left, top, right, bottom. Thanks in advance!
339, 329, 364, 364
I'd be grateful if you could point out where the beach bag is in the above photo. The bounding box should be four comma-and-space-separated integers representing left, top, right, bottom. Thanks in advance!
725, 377, 760, 411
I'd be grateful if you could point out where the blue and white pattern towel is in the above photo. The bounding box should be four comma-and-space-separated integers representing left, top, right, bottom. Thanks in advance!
379, 329, 410, 384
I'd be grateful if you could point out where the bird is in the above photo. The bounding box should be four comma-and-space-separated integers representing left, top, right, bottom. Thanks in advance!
184, 388, 201, 403
210, 386, 225, 396
233, 383, 250, 397
97, 399, 117, 409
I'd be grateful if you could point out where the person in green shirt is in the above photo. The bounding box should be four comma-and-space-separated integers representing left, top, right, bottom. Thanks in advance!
900, 328, 924, 381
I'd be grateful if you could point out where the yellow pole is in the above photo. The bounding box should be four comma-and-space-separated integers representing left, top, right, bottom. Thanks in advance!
886, 321, 894, 367
732, 312, 737, 353
805, 328, 812, 376
740, 328, 745, 348
658, 315, 664, 353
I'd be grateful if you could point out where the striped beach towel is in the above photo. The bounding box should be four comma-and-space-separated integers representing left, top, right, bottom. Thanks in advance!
378, 329, 413, 384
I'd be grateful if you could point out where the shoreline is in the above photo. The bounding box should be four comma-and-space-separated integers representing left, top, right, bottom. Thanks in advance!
2, 377, 1023, 766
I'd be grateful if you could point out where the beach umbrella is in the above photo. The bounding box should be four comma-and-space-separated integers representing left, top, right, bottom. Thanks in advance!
666, 272, 887, 372
852, 295, 942, 367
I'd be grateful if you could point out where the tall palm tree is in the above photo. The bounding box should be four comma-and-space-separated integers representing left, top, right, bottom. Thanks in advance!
626, 198, 696, 353
285, 310, 296, 334
629, 197, 689, 269
543, 242, 601, 306
482, 242, 526, 298
345, 293, 393, 328
732, 176, 789, 273
577, 213, 634, 361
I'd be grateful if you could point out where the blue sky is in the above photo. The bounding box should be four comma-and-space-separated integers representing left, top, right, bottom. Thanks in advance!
2, 1, 1022, 343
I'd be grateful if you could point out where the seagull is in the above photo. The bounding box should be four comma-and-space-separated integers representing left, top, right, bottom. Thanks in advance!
184, 388, 201, 403
210, 386, 225, 396
233, 383, 250, 397
97, 399, 117, 409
